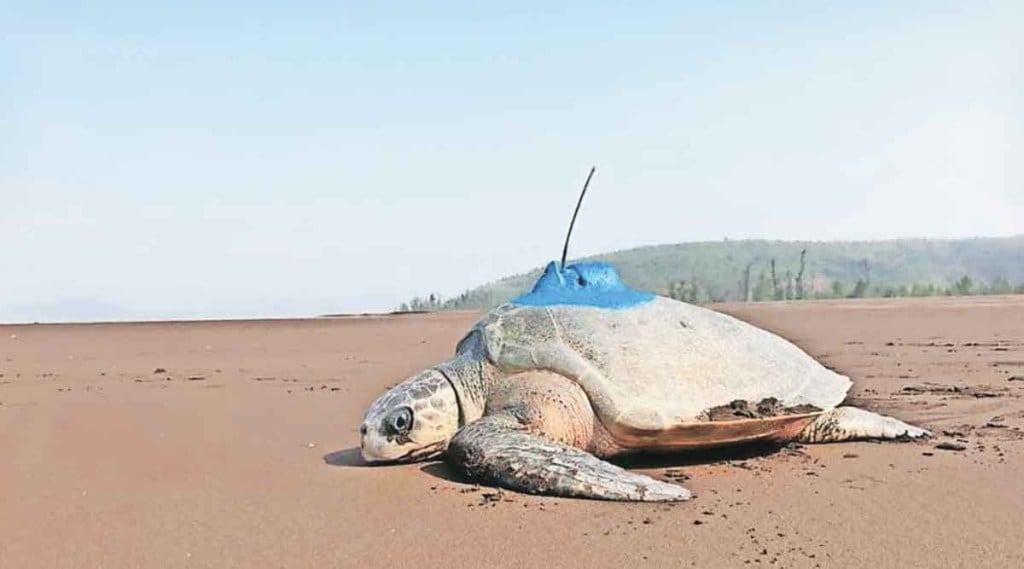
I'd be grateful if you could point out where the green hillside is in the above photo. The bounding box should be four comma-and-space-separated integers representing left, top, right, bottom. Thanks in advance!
399, 236, 1024, 311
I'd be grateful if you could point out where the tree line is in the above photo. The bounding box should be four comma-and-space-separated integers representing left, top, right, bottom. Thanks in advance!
664, 249, 1024, 304
395, 238, 1024, 312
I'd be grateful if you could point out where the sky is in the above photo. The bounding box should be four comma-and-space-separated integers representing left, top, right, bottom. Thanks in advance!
2, 1, 1022, 322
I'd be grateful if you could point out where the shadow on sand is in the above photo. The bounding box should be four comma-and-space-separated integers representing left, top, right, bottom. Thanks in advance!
412, 440, 791, 484
613, 440, 788, 469
420, 461, 467, 483
326, 440, 793, 490
322, 447, 465, 481
323, 447, 366, 468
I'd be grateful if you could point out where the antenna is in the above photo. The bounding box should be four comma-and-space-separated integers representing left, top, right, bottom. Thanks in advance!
560, 166, 596, 269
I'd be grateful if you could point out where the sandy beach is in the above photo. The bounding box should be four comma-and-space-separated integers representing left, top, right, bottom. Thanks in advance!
2, 296, 1023, 568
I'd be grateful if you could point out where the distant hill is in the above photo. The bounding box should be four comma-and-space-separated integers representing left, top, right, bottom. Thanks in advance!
399, 236, 1024, 311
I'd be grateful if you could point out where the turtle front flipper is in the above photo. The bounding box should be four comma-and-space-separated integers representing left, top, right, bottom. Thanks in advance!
447, 413, 691, 502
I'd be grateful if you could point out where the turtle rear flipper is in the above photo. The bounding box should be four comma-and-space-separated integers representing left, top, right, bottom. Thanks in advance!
797, 406, 931, 443
447, 413, 691, 502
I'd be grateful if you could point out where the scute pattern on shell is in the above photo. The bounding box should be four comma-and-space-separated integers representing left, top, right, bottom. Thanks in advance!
462, 296, 852, 440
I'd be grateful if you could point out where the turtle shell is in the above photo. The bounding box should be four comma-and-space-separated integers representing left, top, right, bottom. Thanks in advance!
462, 296, 851, 449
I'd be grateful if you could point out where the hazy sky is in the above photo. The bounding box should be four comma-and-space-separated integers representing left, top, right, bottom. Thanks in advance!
3, 1, 1022, 322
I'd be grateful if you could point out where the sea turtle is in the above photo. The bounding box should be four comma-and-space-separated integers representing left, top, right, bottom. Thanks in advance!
359, 261, 929, 501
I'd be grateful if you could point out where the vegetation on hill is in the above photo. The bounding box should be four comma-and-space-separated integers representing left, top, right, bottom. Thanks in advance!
397, 236, 1024, 312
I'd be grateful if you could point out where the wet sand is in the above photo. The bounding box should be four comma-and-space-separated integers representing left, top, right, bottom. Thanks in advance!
2, 296, 1023, 567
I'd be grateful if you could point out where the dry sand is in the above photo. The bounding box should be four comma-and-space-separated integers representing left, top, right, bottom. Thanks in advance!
2, 296, 1023, 568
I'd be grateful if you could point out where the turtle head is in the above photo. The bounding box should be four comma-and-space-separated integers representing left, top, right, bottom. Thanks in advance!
360, 368, 459, 463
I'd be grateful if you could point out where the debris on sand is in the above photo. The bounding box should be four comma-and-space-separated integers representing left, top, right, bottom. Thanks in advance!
478, 488, 515, 506
187, 375, 206, 381
1009, 376, 1024, 382
901, 384, 961, 395
935, 442, 967, 451
664, 469, 690, 482
782, 442, 807, 457
153, 368, 167, 374
702, 398, 821, 421
901, 383, 1006, 398
480, 491, 502, 504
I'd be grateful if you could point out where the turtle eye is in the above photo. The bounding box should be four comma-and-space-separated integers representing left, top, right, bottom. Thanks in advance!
387, 407, 413, 435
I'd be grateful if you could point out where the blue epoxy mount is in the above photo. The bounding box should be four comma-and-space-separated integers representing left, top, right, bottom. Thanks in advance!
512, 261, 655, 309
